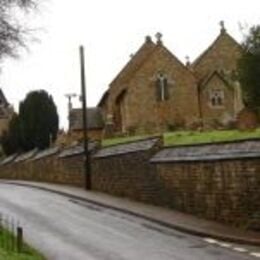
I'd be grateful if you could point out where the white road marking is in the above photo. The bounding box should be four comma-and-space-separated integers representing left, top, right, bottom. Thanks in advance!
204, 238, 218, 244
250, 252, 260, 258
233, 247, 248, 253
203, 236, 260, 258
217, 242, 232, 248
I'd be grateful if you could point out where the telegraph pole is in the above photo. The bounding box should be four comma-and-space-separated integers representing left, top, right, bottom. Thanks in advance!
80, 45, 91, 190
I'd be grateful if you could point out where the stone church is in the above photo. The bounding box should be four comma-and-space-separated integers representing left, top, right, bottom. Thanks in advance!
97, 22, 244, 136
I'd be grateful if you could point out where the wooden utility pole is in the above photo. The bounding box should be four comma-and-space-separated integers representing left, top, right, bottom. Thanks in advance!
80, 45, 91, 190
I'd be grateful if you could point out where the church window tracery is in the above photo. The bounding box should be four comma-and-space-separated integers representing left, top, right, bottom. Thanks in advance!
209, 89, 224, 107
156, 72, 169, 101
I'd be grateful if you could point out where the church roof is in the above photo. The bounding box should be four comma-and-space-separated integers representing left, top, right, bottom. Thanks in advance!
109, 36, 156, 86
69, 107, 104, 131
192, 29, 242, 69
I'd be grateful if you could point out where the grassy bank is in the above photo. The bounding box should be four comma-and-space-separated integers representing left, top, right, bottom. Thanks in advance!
0, 228, 45, 260
102, 129, 260, 147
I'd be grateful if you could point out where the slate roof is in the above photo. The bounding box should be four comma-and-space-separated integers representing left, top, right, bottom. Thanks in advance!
97, 90, 109, 108
0, 154, 18, 165
32, 147, 60, 161
58, 141, 98, 158
14, 149, 38, 163
94, 137, 159, 159
0, 88, 9, 106
69, 107, 104, 131
151, 139, 260, 163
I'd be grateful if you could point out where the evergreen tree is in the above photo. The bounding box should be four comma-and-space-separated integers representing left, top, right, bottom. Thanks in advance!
238, 25, 260, 110
19, 90, 59, 151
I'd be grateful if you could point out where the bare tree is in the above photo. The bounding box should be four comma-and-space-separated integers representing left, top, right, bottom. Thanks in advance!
0, 0, 36, 60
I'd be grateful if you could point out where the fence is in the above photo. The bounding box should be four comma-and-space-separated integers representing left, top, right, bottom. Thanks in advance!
0, 213, 24, 253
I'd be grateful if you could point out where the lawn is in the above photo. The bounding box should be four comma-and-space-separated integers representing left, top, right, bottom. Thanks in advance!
0, 228, 45, 260
102, 128, 260, 147
164, 129, 260, 146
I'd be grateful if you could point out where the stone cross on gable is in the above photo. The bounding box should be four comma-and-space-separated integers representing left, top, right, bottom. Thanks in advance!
155, 32, 163, 44
185, 56, 191, 67
220, 20, 226, 34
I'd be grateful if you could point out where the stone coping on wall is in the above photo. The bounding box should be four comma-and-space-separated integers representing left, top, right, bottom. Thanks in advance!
93, 137, 161, 159
151, 139, 260, 163
14, 149, 38, 163
31, 147, 60, 161
58, 141, 98, 159
0, 153, 18, 166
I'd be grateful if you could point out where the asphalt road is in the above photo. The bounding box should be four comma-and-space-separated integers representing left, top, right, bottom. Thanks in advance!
0, 183, 259, 260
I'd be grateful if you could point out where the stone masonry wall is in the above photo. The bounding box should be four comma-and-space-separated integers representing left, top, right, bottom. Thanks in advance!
152, 147, 260, 229
0, 138, 260, 229
92, 152, 164, 205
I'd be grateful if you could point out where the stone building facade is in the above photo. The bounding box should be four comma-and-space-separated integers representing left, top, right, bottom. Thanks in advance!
98, 23, 244, 136
0, 89, 14, 137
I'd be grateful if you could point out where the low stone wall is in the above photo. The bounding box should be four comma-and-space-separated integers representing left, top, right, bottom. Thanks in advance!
151, 139, 260, 229
57, 142, 99, 187
153, 160, 260, 228
30, 147, 61, 183
0, 138, 260, 230
92, 137, 163, 204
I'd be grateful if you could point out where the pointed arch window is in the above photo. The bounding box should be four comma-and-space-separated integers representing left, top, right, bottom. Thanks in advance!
209, 89, 224, 107
156, 73, 169, 102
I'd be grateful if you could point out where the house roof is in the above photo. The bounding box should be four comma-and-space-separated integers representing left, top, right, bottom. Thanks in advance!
0, 89, 9, 106
69, 107, 104, 131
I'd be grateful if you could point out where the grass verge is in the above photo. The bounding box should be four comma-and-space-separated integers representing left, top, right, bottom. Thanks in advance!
0, 228, 45, 260
102, 129, 260, 147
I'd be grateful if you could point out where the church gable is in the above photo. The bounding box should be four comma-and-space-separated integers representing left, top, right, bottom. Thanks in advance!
109, 36, 156, 88
199, 71, 236, 124
101, 25, 243, 135
199, 70, 234, 92
192, 23, 243, 81
122, 38, 200, 131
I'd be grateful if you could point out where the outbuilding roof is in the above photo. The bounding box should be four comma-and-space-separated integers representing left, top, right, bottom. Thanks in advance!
69, 107, 104, 131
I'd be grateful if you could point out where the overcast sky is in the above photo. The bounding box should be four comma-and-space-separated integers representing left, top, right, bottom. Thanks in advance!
0, 0, 260, 129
